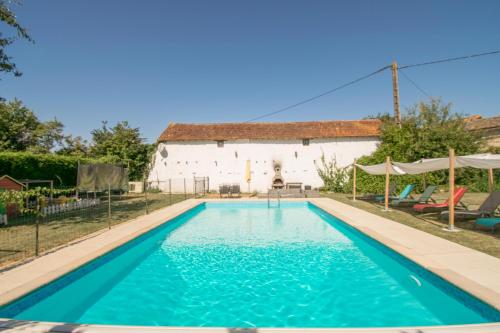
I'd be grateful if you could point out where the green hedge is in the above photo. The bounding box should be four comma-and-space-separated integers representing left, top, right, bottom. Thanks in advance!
0, 152, 106, 187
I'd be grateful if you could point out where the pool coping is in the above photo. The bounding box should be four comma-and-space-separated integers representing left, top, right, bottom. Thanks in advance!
0, 197, 499, 333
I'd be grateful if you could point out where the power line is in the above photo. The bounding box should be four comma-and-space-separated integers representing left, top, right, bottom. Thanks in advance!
399, 50, 500, 69
399, 69, 431, 99
245, 49, 499, 122
245, 65, 391, 122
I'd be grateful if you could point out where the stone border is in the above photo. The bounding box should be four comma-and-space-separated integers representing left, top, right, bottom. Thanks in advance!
0, 199, 202, 306
308, 198, 500, 311
1, 319, 500, 333
0, 197, 499, 333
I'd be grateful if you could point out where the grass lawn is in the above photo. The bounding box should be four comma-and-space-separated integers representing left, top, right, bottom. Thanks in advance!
322, 192, 500, 259
0, 193, 188, 268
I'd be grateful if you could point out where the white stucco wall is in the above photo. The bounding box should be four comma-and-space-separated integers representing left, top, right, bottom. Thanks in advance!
148, 137, 379, 193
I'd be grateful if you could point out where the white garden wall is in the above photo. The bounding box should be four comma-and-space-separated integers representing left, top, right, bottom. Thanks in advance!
148, 138, 379, 193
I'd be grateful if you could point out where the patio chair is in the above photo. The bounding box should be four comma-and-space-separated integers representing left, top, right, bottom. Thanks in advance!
391, 185, 437, 207
219, 184, 230, 198
440, 191, 500, 220
474, 217, 500, 233
230, 184, 241, 198
375, 184, 415, 203
413, 187, 467, 213
358, 182, 397, 201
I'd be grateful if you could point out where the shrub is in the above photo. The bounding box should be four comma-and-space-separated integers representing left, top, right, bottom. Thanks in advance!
0, 152, 111, 186
315, 154, 350, 193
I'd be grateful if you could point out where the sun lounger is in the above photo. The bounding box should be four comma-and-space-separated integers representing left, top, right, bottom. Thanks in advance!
413, 187, 467, 213
391, 185, 437, 207
474, 217, 500, 232
375, 184, 415, 203
440, 191, 500, 220
358, 183, 396, 201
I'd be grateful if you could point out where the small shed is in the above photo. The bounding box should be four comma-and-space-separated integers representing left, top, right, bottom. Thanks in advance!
0, 175, 24, 191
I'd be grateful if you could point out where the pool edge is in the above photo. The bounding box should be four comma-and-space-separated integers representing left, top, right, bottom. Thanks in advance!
308, 198, 500, 311
0, 197, 499, 332
0, 199, 204, 307
0, 318, 499, 333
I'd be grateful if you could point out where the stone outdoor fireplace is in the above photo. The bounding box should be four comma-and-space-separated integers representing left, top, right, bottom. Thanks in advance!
271, 161, 284, 189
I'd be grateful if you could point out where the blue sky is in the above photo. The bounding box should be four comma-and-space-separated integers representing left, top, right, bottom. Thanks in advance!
1, 0, 499, 142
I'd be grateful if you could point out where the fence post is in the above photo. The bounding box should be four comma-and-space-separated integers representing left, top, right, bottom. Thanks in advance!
144, 180, 149, 214
108, 184, 111, 229
184, 178, 187, 200
169, 179, 172, 205
35, 198, 40, 256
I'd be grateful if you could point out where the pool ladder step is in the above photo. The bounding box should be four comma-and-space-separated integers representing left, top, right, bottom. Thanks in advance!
267, 190, 281, 208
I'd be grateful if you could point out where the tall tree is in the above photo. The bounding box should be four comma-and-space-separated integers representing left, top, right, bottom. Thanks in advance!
0, 0, 33, 80
0, 99, 65, 153
0, 98, 39, 150
57, 135, 89, 157
89, 121, 153, 180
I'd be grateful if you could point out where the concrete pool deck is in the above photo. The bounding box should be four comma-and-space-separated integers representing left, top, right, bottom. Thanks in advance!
0, 197, 499, 333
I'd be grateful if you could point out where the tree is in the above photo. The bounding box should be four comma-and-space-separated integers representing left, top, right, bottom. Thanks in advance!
355, 99, 486, 193
57, 135, 89, 157
0, 99, 65, 153
89, 121, 153, 180
31, 119, 65, 153
0, 0, 33, 80
0, 99, 40, 150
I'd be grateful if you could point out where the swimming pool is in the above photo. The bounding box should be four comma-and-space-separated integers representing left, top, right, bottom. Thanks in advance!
0, 201, 499, 328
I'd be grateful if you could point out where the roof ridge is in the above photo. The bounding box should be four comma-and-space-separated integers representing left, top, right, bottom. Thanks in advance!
168, 119, 381, 127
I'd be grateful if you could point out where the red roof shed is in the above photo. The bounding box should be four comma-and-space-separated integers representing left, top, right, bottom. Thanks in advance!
0, 175, 24, 191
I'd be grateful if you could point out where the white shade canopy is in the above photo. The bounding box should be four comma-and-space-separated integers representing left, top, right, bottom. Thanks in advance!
357, 154, 500, 175
355, 163, 405, 175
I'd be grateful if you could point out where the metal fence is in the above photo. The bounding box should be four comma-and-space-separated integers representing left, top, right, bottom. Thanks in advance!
147, 177, 210, 197
0, 178, 208, 269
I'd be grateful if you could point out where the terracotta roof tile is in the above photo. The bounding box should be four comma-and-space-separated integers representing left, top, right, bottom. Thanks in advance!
465, 116, 500, 131
158, 120, 381, 141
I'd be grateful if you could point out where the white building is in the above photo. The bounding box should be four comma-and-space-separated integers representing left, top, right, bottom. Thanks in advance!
148, 120, 380, 193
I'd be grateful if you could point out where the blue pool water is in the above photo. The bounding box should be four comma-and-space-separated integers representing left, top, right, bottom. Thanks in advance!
1, 202, 499, 327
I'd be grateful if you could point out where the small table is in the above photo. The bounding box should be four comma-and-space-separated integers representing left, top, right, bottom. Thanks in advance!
286, 182, 302, 190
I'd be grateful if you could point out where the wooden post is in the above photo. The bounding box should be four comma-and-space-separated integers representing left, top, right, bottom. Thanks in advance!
422, 172, 427, 190
448, 149, 455, 231
35, 198, 40, 256
25, 182, 29, 210
108, 184, 111, 229
169, 179, 172, 205
76, 160, 80, 199
385, 156, 391, 211
488, 168, 494, 193
352, 159, 357, 201
49, 180, 54, 201
391, 61, 401, 128
144, 180, 149, 214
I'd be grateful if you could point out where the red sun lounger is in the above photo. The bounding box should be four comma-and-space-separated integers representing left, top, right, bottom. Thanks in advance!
413, 187, 467, 213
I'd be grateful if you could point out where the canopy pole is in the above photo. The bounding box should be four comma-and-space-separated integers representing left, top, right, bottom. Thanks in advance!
488, 168, 494, 193
448, 149, 455, 231
384, 156, 390, 211
353, 159, 357, 201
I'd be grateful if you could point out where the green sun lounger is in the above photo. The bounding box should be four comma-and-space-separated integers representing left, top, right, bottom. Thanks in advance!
391, 185, 437, 206
375, 184, 415, 203
475, 217, 500, 233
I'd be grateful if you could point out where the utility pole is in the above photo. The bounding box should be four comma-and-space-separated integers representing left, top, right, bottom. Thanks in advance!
391, 61, 401, 128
